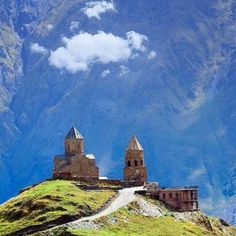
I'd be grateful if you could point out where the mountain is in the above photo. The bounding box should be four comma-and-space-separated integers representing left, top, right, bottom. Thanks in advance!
0, 179, 235, 236
0, 0, 236, 225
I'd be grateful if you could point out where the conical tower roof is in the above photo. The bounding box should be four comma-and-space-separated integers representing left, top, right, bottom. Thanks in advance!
65, 126, 84, 139
126, 135, 143, 151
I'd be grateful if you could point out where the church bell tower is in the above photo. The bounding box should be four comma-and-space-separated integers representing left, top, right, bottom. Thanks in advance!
123, 135, 147, 186
64, 126, 84, 158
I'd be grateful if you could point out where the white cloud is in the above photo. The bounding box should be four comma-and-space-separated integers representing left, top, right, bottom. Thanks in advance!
101, 69, 110, 77
82, 1, 115, 20
119, 65, 129, 76
46, 24, 53, 31
30, 43, 48, 55
148, 50, 156, 59
49, 31, 148, 73
127, 31, 147, 52
70, 21, 79, 32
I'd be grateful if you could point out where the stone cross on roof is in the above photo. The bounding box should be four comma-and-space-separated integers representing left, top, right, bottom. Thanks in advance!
126, 135, 143, 151
65, 126, 84, 139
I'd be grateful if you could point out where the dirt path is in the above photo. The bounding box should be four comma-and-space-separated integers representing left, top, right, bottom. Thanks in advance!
67, 186, 144, 227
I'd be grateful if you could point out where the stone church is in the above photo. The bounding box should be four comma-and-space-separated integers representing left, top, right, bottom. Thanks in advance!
53, 126, 99, 180
53, 127, 198, 211
53, 127, 147, 184
123, 135, 147, 186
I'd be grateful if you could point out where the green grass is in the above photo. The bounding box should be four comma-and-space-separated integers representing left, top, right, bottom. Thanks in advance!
0, 180, 115, 235
69, 202, 236, 236
1, 182, 236, 236
70, 208, 205, 236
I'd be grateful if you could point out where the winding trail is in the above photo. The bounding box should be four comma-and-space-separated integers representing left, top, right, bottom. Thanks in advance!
67, 186, 144, 227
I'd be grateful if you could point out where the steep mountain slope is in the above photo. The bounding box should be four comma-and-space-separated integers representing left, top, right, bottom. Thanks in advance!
0, 0, 63, 205
0, 180, 115, 235
0, 0, 236, 224
0, 180, 235, 236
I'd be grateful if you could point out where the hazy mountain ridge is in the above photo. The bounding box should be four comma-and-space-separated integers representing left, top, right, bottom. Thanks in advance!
0, 0, 236, 225
0, 0, 62, 206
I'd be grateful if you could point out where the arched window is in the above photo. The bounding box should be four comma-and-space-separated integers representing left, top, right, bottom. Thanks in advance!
72, 141, 76, 151
134, 160, 138, 166
163, 193, 166, 199
169, 193, 172, 199
175, 193, 178, 199
127, 160, 131, 167
140, 160, 143, 166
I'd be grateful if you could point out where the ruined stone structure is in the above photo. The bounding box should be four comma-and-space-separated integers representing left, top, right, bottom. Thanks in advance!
149, 187, 199, 211
53, 127, 99, 180
123, 135, 147, 186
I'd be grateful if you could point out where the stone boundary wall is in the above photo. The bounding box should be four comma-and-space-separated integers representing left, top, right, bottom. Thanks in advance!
98, 179, 123, 186
78, 184, 122, 191
19, 178, 124, 194
92, 190, 119, 214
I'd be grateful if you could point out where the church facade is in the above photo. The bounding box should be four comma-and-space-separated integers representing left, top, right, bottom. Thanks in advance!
53, 127, 99, 180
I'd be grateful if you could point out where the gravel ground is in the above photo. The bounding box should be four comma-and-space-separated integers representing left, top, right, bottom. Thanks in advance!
68, 196, 165, 230
134, 197, 164, 217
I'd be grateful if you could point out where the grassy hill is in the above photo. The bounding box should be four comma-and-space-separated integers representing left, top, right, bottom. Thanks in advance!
0, 180, 236, 236
43, 196, 236, 236
68, 204, 236, 236
0, 180, 115, 235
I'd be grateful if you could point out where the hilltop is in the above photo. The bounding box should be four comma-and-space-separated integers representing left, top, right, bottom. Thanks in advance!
0, 0, 236, 225
0, 180, 115, 235
0, 180, 235, 236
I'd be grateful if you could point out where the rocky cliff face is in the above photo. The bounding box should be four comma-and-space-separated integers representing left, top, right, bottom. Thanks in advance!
0, 0, 62, 206
0, 0, 236, 225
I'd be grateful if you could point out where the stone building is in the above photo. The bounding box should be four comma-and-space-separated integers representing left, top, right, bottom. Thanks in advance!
52, 127, 199, 212
53, 126, 99, 180
149, 186, 199, 211
123, 135, 147, 186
